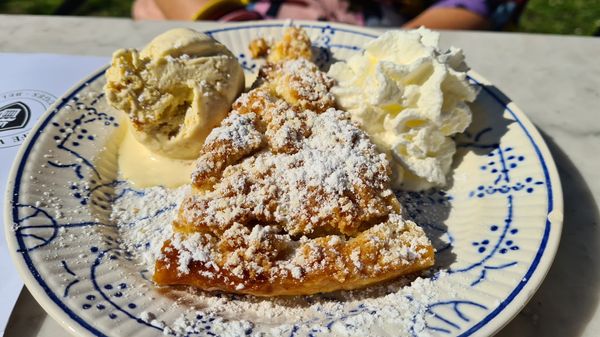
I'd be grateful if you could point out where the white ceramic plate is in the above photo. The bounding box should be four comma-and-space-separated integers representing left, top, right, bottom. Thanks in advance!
5, 22, 562, 337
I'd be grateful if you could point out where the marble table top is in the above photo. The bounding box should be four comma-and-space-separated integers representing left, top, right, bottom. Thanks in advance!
1, 14, 600, 337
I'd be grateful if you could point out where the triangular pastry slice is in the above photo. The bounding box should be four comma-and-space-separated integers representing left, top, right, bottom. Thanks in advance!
153, 59, 434, 296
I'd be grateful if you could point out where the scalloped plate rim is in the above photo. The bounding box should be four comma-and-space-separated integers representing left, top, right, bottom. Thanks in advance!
4, 21, 563, 337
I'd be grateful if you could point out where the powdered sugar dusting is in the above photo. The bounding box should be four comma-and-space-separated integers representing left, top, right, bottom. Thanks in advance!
156, 100, 433, 295
112, 185, 189, 271
108, 48, 442, 336
109, 179, 459, 337
185, 108, 395, 237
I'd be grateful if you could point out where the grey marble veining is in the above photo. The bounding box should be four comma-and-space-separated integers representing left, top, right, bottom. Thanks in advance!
2, 14, 600, 337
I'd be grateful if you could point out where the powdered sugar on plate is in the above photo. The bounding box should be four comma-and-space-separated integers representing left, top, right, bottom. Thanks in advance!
110, 181, 460, 337
112, 184, 189, 271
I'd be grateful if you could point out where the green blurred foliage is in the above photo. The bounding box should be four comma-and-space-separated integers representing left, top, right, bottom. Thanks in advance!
520, 0, 600, 35
0, 0, 133, 17
0, 0, 599, 35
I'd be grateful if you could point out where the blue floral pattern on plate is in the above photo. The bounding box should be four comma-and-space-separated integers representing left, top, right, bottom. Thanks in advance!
5, 22, 561, 337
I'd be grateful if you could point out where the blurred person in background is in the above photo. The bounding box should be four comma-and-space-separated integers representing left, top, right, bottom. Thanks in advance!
133, 0, 528, 30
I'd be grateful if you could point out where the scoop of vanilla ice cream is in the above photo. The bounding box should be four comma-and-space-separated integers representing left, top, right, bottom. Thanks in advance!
104, 28, 244, 159
328, 28, 478, 191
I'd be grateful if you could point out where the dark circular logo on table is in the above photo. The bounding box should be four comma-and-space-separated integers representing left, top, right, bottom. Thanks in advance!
0, 89, 56, 148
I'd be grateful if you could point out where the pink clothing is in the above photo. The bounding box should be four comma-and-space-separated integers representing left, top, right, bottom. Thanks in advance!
132, 0, 528, 29
220, 0, 527, 28
248, 0, 364, 25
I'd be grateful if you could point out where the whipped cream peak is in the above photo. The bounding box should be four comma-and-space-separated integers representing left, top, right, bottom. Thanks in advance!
329, 28, 478, 190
